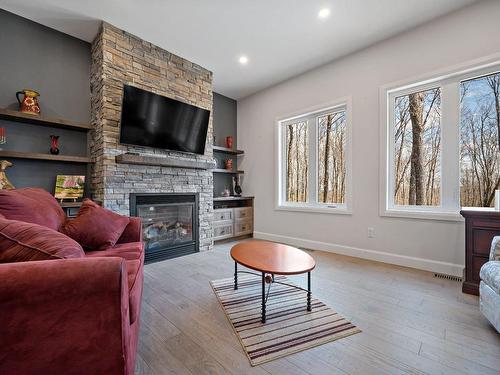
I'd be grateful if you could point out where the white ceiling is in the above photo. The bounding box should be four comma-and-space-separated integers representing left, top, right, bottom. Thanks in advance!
0, 0, 480, 99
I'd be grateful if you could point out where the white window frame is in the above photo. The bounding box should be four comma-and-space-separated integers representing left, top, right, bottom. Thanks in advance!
380, 54, 500, 221
275, 98, 352, 215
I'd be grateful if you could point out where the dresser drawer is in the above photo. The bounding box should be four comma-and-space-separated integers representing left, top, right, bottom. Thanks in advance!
213, 221, 234, 240
234, 219, 253, 236
234, 207, 253, 220
472, 229, 499, 256
213, 208, 233, 222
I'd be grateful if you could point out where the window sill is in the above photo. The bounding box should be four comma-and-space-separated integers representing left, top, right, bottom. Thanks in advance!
276, 204, 352, 215
381, 209, 463, 222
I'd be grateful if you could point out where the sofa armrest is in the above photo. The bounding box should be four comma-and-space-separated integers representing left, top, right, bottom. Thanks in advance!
490, 236, 500, 261
117, 216, 143, 244
0, 258, 131, 375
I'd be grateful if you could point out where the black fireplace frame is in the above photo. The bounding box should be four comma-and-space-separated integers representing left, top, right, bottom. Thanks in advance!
129, 192, 199, 263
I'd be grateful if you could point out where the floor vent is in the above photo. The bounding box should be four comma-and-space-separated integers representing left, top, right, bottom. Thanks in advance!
434, 273, 462, 282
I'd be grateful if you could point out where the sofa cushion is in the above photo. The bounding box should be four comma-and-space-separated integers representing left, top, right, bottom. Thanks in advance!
0, 188, 66, 231
86, 241, 144, 323
490, 237, 500, 261
62, 199, 130, 251
480, 261, 500, 295
0, 217, 84, 263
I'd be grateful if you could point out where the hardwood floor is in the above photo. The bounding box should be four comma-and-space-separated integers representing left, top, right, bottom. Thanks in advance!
136, 240, 500, 375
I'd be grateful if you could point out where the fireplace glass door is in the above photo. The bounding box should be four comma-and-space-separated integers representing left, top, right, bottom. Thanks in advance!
137, 203, 194, 252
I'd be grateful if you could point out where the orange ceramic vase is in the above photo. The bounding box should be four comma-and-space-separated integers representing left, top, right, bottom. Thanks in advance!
16, 89, 40, 115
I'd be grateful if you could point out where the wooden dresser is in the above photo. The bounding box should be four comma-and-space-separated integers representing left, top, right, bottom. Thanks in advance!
460, 210, 500, 295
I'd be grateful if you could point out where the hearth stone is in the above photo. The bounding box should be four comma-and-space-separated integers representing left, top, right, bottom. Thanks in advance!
130, 193, 199, 263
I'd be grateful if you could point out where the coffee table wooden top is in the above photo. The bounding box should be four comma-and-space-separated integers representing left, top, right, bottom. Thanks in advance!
230, 240, 316, 275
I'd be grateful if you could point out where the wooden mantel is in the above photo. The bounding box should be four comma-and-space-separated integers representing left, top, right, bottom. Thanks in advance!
115, 153, 216, 170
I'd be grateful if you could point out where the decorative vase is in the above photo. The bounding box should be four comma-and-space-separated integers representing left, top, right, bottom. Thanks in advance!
225, 159, 233, 170
0, 160, 15, 190
16, 89, 41, 115
50, 135, 60, 155
0, 127, 6, 147
233, 175, 242, 196
225, 136, 233, 149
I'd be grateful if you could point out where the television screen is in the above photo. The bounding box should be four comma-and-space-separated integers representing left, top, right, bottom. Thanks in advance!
119, 85, 210, 155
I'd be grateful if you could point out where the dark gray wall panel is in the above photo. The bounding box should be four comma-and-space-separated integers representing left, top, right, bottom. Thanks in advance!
0, 10, 91, 122
0, 10, 91, 192
213, 92, 237, 148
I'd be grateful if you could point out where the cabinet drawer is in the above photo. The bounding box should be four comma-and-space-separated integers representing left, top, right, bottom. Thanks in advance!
235, 220, 253, 236
472, 229, 499, 256
234, 207, 253, 220
214, 221, 234, 240
213, 208, 233, 222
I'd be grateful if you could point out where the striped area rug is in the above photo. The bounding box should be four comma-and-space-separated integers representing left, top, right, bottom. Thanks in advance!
210, 274, 361, 366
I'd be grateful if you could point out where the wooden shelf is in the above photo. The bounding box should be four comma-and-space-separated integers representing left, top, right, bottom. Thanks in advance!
0, 150, 91, 163
59, 201, 83, 208
212, 146, 244, 155
0, 108, 91, 132
213, 196, 254, 201
212, 168, 244, 174
116, 153, 216, 170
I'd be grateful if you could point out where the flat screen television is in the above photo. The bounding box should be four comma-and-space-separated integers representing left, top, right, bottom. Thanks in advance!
119, 85, 210, 155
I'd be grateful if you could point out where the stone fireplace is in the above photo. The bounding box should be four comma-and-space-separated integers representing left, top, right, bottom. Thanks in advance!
90, 22, 214, 253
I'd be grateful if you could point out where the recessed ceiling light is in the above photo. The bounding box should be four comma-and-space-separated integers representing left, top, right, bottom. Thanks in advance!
318, 8, 330, 19
239, 56, 249, 65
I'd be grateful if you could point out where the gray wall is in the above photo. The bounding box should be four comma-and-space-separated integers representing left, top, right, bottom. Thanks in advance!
213, 92, 237, 148
213, 92, 238, 196
0, 10, 91, 193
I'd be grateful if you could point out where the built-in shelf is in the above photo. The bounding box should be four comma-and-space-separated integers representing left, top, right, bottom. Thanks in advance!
0, 108, 92, 132
212, 145, 244, 155
213, 196, 254, 201
116, 153, 216, 170
59, 201, 83, 208
212, 168, 244, 174
0, 150, 91, 163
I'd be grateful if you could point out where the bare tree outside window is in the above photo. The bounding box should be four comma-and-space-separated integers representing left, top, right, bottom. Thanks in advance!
285, 121, 308, 202
460, 73, 500, 208
318, 111, 346, 204
394, 88, 441, 206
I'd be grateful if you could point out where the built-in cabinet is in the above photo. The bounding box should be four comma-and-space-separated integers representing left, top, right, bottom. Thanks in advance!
460, 210, 500, 295
213, 197, 254, 241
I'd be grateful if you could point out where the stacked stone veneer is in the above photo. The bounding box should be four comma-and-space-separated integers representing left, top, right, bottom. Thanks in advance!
90, 22, 214, 251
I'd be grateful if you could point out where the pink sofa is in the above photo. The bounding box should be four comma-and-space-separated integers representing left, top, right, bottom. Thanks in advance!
0, 189, 144, 375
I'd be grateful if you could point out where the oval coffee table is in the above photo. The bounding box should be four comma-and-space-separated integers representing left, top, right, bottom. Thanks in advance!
230, 240, 316, 323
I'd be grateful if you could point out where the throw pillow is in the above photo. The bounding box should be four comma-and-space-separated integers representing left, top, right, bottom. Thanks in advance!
0, 188, 66, 231
0, 217, 84, 263
62, 199, 130, 250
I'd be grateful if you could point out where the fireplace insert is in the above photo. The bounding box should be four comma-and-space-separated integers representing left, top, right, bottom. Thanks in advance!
130, 193, 199, 263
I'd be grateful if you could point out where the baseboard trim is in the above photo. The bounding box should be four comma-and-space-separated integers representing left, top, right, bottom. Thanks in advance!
253, 231, 464, 277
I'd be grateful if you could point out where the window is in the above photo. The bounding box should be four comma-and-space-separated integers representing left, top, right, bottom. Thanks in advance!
382, 62, 500, 219
460, 73, 500, 208
318, 111, 347, 204
285, 121, 308, 203
393, 88, 441, 207
277, 101, 351, 213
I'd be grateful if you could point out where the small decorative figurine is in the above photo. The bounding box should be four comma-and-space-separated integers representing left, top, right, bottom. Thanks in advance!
222, 188, 231, 197
225, 159, 233, 170
0, 160, 15, 190
233, 175, 242, 197
50, 135, 60, 155
16, 89, 41, 115
226, 136, 233, 149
